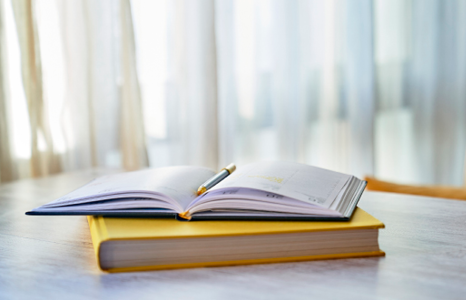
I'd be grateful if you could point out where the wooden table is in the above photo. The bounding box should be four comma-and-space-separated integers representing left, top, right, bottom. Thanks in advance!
1, 170, 466, 300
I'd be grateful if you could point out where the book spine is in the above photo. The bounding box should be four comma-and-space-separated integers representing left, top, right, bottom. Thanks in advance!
87, 216, 108, 270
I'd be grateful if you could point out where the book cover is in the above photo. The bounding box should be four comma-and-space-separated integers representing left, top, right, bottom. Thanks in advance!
87, 207, 385, 272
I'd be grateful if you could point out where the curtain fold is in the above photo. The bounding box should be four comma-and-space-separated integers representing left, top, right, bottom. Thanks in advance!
343, 0, 375, 177
0, 0, 14, 182
168, 0, 219, 170
119, 0, 148, 170
11, 0, 60, 177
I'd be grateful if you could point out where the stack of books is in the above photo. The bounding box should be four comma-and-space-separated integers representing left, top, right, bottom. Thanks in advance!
27, 161, 384, 272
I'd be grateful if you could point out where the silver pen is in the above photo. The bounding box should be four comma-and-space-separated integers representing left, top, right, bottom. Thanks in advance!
197, 163, 236, 196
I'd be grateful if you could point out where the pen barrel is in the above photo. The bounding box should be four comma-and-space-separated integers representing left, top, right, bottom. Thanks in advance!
202, 169, 230, 190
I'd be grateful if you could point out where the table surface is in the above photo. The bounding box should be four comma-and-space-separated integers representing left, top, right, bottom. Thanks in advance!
1, 170, 466, 300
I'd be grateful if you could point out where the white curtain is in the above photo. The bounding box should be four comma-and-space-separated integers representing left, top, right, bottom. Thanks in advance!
374, 0, 466, 185
214, 0, 375, 176
0, 0, 147, 182
1, 0, 465, 186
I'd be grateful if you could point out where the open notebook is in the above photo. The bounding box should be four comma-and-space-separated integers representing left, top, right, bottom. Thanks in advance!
26, 161, 367, 221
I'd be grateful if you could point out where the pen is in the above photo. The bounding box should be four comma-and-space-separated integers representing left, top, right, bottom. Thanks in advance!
197, 163, 236, 196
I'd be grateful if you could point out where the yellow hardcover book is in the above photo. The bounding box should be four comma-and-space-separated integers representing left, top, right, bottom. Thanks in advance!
87, 208, 385, 273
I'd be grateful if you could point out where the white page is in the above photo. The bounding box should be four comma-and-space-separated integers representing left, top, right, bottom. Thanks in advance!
187, 188, 342, 216
210, 161, 350, 208
189, 188, 327, 211
43, 166, 215, 211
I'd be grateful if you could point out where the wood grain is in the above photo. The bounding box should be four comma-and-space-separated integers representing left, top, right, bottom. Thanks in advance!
1, 169, 466, 300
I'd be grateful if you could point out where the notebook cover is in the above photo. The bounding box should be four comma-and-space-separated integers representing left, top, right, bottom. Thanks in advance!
87, 207, 385, 272
27, 210, 351, 220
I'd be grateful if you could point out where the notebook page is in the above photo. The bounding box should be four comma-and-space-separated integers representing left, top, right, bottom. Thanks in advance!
43, 166, 215, 211
210, 161, 350, 208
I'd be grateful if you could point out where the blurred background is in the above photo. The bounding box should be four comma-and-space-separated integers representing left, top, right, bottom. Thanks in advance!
1, 0, 465, 186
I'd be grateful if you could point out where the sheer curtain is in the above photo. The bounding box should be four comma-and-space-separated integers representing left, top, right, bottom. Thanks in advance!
0, 0, 147, 182
0, 0, 465, 186
374, 0, 466, 185
214, 0, 375, 176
